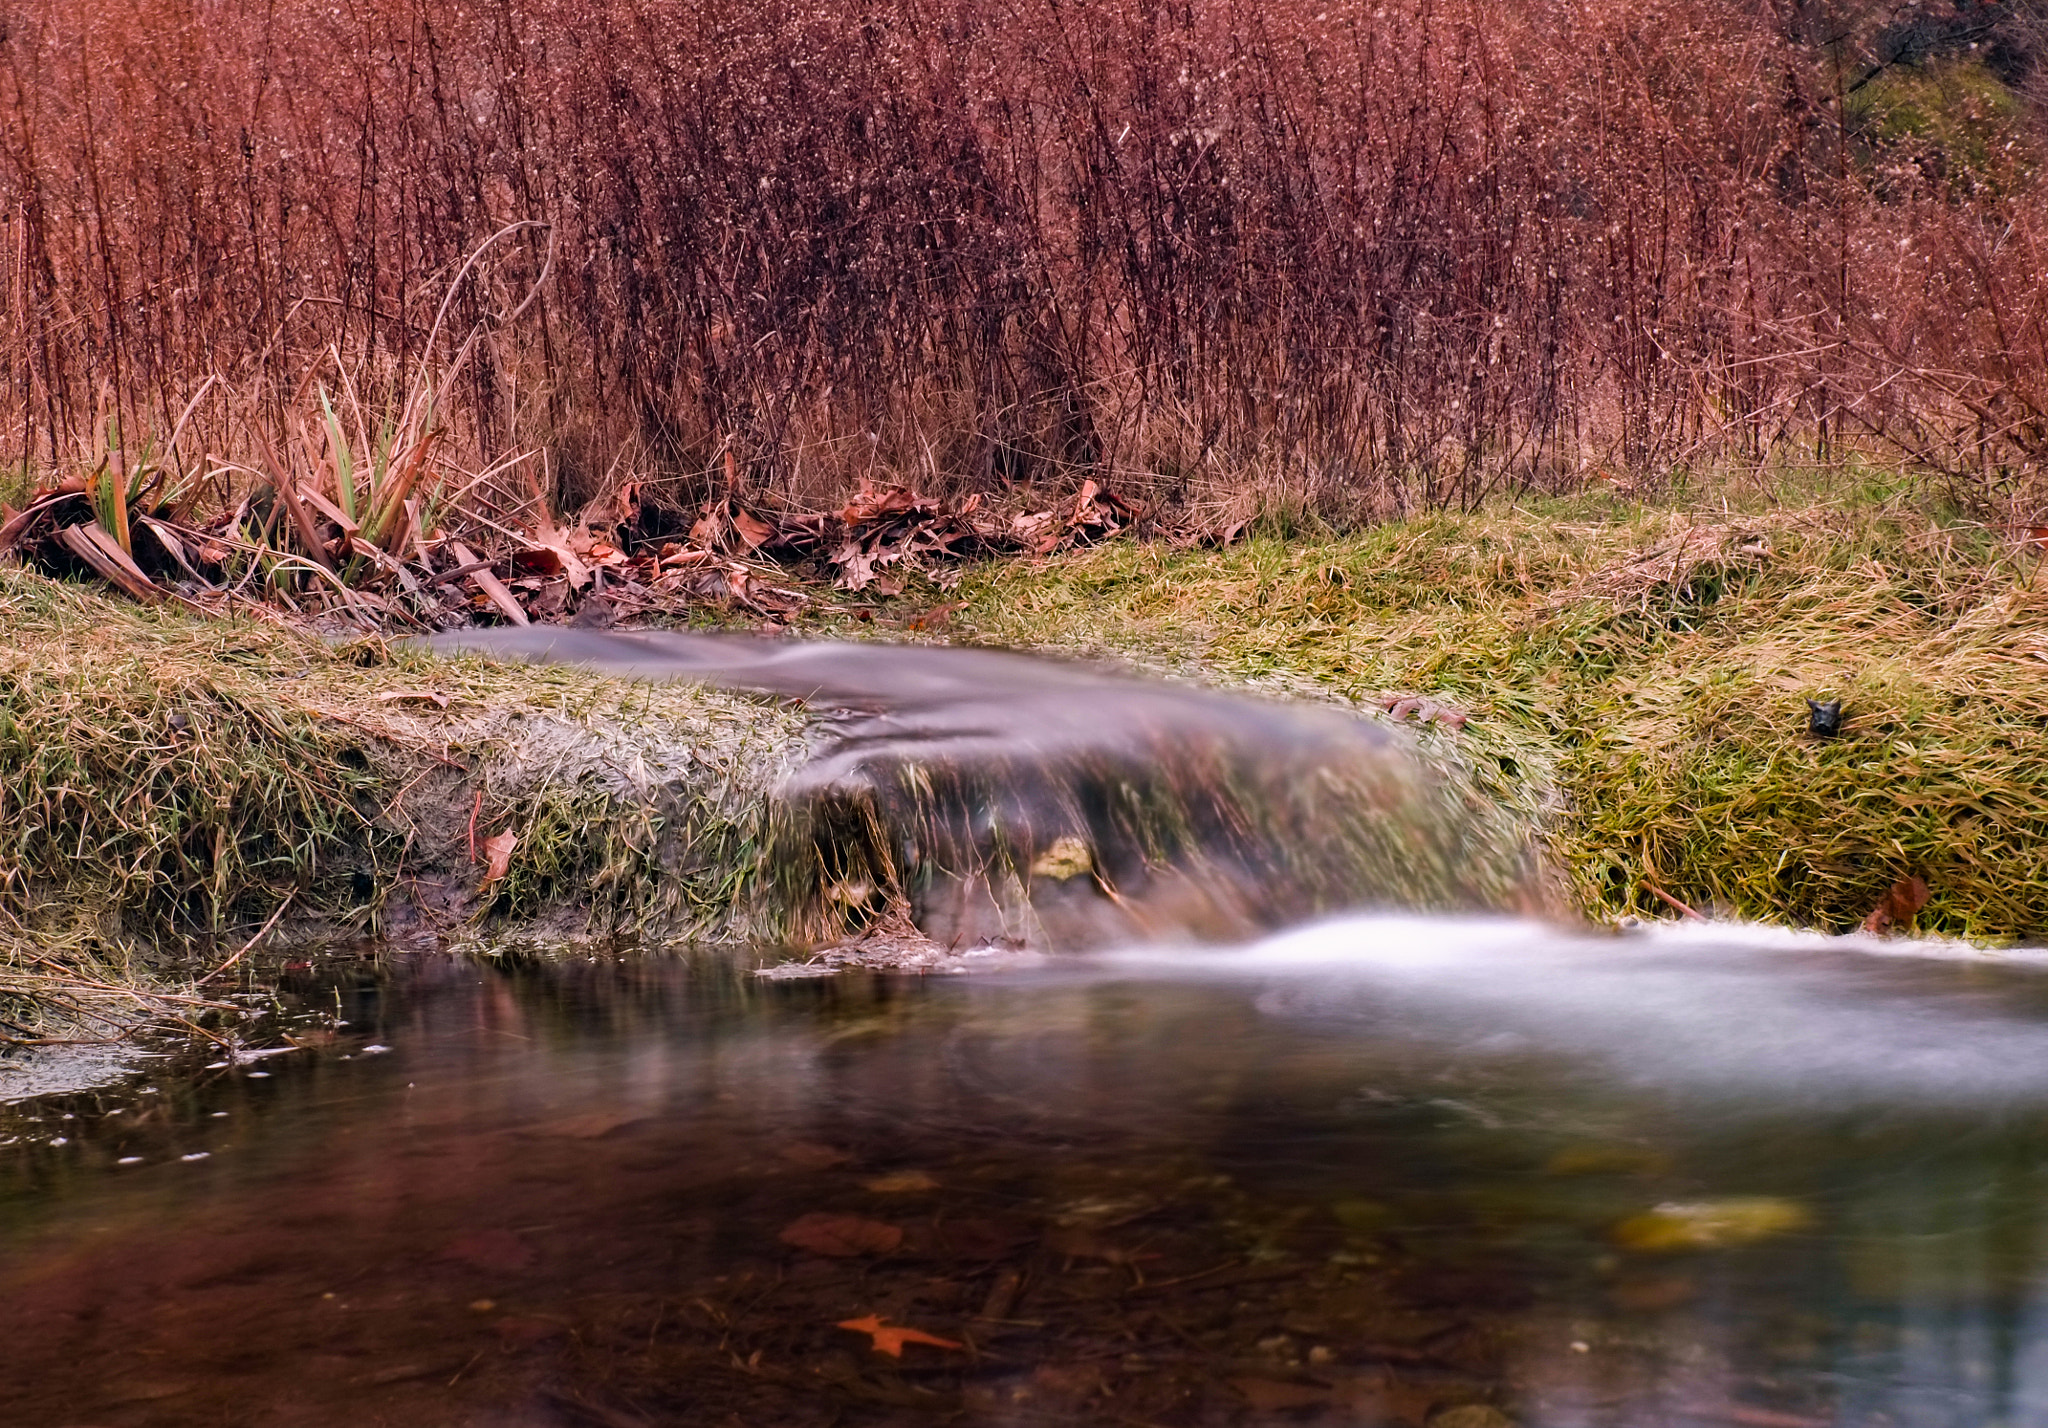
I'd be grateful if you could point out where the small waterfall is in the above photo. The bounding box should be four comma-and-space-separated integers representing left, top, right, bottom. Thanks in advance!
427, 629, 1555, 949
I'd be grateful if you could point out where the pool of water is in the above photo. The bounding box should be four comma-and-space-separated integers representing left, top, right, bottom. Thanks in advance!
6, 916, 2048, 1426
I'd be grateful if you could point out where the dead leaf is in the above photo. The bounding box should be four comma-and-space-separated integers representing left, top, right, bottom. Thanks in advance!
863, 1170, 939, 1193
732, 509, 774, 551
493, 1315, 569, 1346
374, 690, 451, 710
1029, 837, 1093, 882
778, 1213, 902, 1257
907, 601, 959, 631
835, 1315, 963, 1358
1425, 1408, 1514, 1428
437, 1228, 535, 1273
57, 522, 166, 603
1861, 874, 1930, 935
480, 830, 518, 888
1045, 1225, 1156, 1264
1232, 1378, 1335, 1411
838, 482, 923, 526
928, 1217, 1031, 1259
522, 513, 596, 590
1026, 1364, 1105, 1400
449, 538, 530, 627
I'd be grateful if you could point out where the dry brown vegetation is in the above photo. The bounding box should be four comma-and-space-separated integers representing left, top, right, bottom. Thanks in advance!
3, 0, 2048, 558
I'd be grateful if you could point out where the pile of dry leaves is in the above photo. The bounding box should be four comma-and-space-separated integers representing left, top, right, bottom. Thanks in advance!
0, 469, 1153, 631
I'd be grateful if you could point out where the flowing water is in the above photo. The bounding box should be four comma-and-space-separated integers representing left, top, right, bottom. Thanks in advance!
8, 919, 2048, 1427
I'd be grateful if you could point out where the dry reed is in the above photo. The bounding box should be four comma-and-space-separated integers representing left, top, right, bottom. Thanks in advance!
0, 0, 2043, 531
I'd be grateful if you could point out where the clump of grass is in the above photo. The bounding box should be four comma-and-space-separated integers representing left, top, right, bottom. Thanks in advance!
420, 677, 806, 935
939, 481, 2048, 940
0, 567, 391, 939
0, 565, 814, 1033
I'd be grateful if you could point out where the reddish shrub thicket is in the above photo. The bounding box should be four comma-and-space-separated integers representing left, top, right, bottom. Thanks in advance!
2, 0, 2045, 521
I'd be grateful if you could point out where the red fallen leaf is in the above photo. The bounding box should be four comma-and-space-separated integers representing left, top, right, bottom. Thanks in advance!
732, 508, 774, 551
778, 1212, 902, 1257
838, 482, 924, 526
907, 602, 960, 632
493, 1314, 568, 1346
836, 1315, 963, 1357
927, 1216, 1030, 1259
1861, 874, 1930, 935
480, 830, 518, 888
437, 1228, 535, 1273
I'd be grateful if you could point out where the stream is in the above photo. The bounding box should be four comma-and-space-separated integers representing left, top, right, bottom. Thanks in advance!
7, 916, 2048, 1427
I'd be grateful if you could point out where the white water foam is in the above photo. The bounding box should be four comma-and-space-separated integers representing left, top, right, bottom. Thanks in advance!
1081, 915, 2048, 1104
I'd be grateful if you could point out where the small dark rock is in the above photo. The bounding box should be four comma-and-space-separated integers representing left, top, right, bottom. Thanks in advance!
1807, 698, 1844, 737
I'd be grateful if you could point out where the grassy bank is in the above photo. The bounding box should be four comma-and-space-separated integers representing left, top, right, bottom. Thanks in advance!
0, 567, 803, 1038
934, 482, 2048, 941
7, 470, 2047, 1040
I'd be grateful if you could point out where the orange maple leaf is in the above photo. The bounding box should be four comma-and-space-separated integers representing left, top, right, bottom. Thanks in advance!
836, 1315, 964, 1358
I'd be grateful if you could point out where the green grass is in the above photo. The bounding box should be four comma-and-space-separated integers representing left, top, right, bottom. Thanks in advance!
931, 484, 2048, 940
0, 566, 805, 1035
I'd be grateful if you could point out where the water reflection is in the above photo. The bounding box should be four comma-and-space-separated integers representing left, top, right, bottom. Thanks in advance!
4, 919, 2048, 1425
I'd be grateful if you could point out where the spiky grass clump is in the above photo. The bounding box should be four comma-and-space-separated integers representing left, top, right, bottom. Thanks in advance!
938, 483, 2048, 940
0, 569, 388, 943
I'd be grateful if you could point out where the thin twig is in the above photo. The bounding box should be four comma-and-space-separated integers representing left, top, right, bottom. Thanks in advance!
198, 890, 297, 985
1644, 880, 1704, 921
